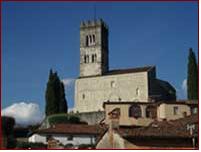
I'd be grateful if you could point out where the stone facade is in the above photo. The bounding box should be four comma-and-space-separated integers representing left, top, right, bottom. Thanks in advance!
80, 19, 108, 77
75, 71, 149, 112
75, 19, 176, 113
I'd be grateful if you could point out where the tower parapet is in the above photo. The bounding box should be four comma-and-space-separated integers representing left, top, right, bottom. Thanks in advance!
80, 19, 108, 30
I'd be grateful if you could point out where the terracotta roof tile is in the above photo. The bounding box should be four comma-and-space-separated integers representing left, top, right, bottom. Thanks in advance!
37, 124, 105, 135
118, 114, 198, 138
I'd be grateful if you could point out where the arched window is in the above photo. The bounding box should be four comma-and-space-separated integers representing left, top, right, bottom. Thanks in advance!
129, 105, 142, 119
84, 55, 87, 63
146, 105, 157, 119
92, 35, 95, 43
89, 35, 92, 43
86, 35, 89, 46
92, 54, 95, 63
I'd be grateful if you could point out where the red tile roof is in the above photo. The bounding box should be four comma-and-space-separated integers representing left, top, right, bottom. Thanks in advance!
118, 114, 198, 138
37, 124, 105, 135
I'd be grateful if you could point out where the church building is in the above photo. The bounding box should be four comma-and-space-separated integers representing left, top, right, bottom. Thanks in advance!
74, 19, 176, 113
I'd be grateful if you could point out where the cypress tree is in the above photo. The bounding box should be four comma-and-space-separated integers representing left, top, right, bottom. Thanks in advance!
187, 48, 198, 100
45, 70, 59, 116
45, 69, 68, 116
59, 82, 68, 113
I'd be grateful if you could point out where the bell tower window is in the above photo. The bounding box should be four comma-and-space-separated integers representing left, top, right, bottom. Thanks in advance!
93, 35, 95, 43
84, 55, 87, 63
86, 36, 89, 46
92, 54, 95, 63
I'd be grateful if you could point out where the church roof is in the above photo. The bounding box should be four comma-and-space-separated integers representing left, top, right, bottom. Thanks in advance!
105, 66, 155, 76
79, 66, 155, 79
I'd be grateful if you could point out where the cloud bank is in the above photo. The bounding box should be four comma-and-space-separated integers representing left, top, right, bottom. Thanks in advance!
2, 102, 44, 126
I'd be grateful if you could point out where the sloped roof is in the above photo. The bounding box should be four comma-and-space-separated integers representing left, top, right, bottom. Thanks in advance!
118, 114, 198, 139
79, 66, 155, 78
105, 66, 155, 76
37, 124, 105, 136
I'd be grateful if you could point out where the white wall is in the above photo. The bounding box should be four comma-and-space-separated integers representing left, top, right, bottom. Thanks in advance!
157, 103, 191, 120
28, 134, 96, 147
28, 134, 46, 144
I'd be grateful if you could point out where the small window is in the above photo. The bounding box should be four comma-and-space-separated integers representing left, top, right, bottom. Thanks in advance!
129, 105, 142, 119
146, 105, 157, 119
173, 106, 178, 115
89, 35, 92, 43
82, 94, 85, 100
86, 36, 89, 46
92, 35, 95, 43
136, 88, 140, 96
84, 55, 87, 63
67, 136, 73, 141
92, 54, 95, 63
111, 81, 115, 88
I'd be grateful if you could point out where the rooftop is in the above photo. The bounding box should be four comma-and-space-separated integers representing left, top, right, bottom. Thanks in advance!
118, 114, 198, 139
103, 100, 198, 108
37, 124, 105, 136
79, 66, 155, 79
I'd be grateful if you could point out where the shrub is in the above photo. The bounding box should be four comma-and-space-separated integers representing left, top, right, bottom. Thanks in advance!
16, 142, 47, 149
47, 114, 83, 125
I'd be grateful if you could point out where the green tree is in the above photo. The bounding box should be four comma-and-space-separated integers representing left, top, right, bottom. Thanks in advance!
45, 70, 59, 116
45, 69, 68, 116
2, 116, 16, 148
59, 82, 68, 113
187, 48, 198, 100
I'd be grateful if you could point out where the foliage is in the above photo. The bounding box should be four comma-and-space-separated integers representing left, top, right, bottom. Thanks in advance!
47, 113, 84, 125
187, 48, 198, 100
59, 82, 68, 113
45, 69, 68, 116
68, 115, 81, 124
2, 116, 15, 136
2, 116, 16, 148
16, 141, 47, 149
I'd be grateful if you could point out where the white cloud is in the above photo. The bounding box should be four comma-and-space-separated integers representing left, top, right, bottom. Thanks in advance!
62, 78, 75, 87
182, 79, 187, 92
2, 102, 44, 126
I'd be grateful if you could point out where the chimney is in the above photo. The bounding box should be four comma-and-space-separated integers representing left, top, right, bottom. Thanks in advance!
108, 108, 120, 148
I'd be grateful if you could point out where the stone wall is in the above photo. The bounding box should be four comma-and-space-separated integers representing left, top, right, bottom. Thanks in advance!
75, 72, 149, 112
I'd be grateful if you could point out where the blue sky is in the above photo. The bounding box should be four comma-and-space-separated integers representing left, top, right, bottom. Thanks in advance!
2, 2, 198, 114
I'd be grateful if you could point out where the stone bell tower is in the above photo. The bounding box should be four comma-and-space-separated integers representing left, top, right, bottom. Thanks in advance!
79, 19, 109, 77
